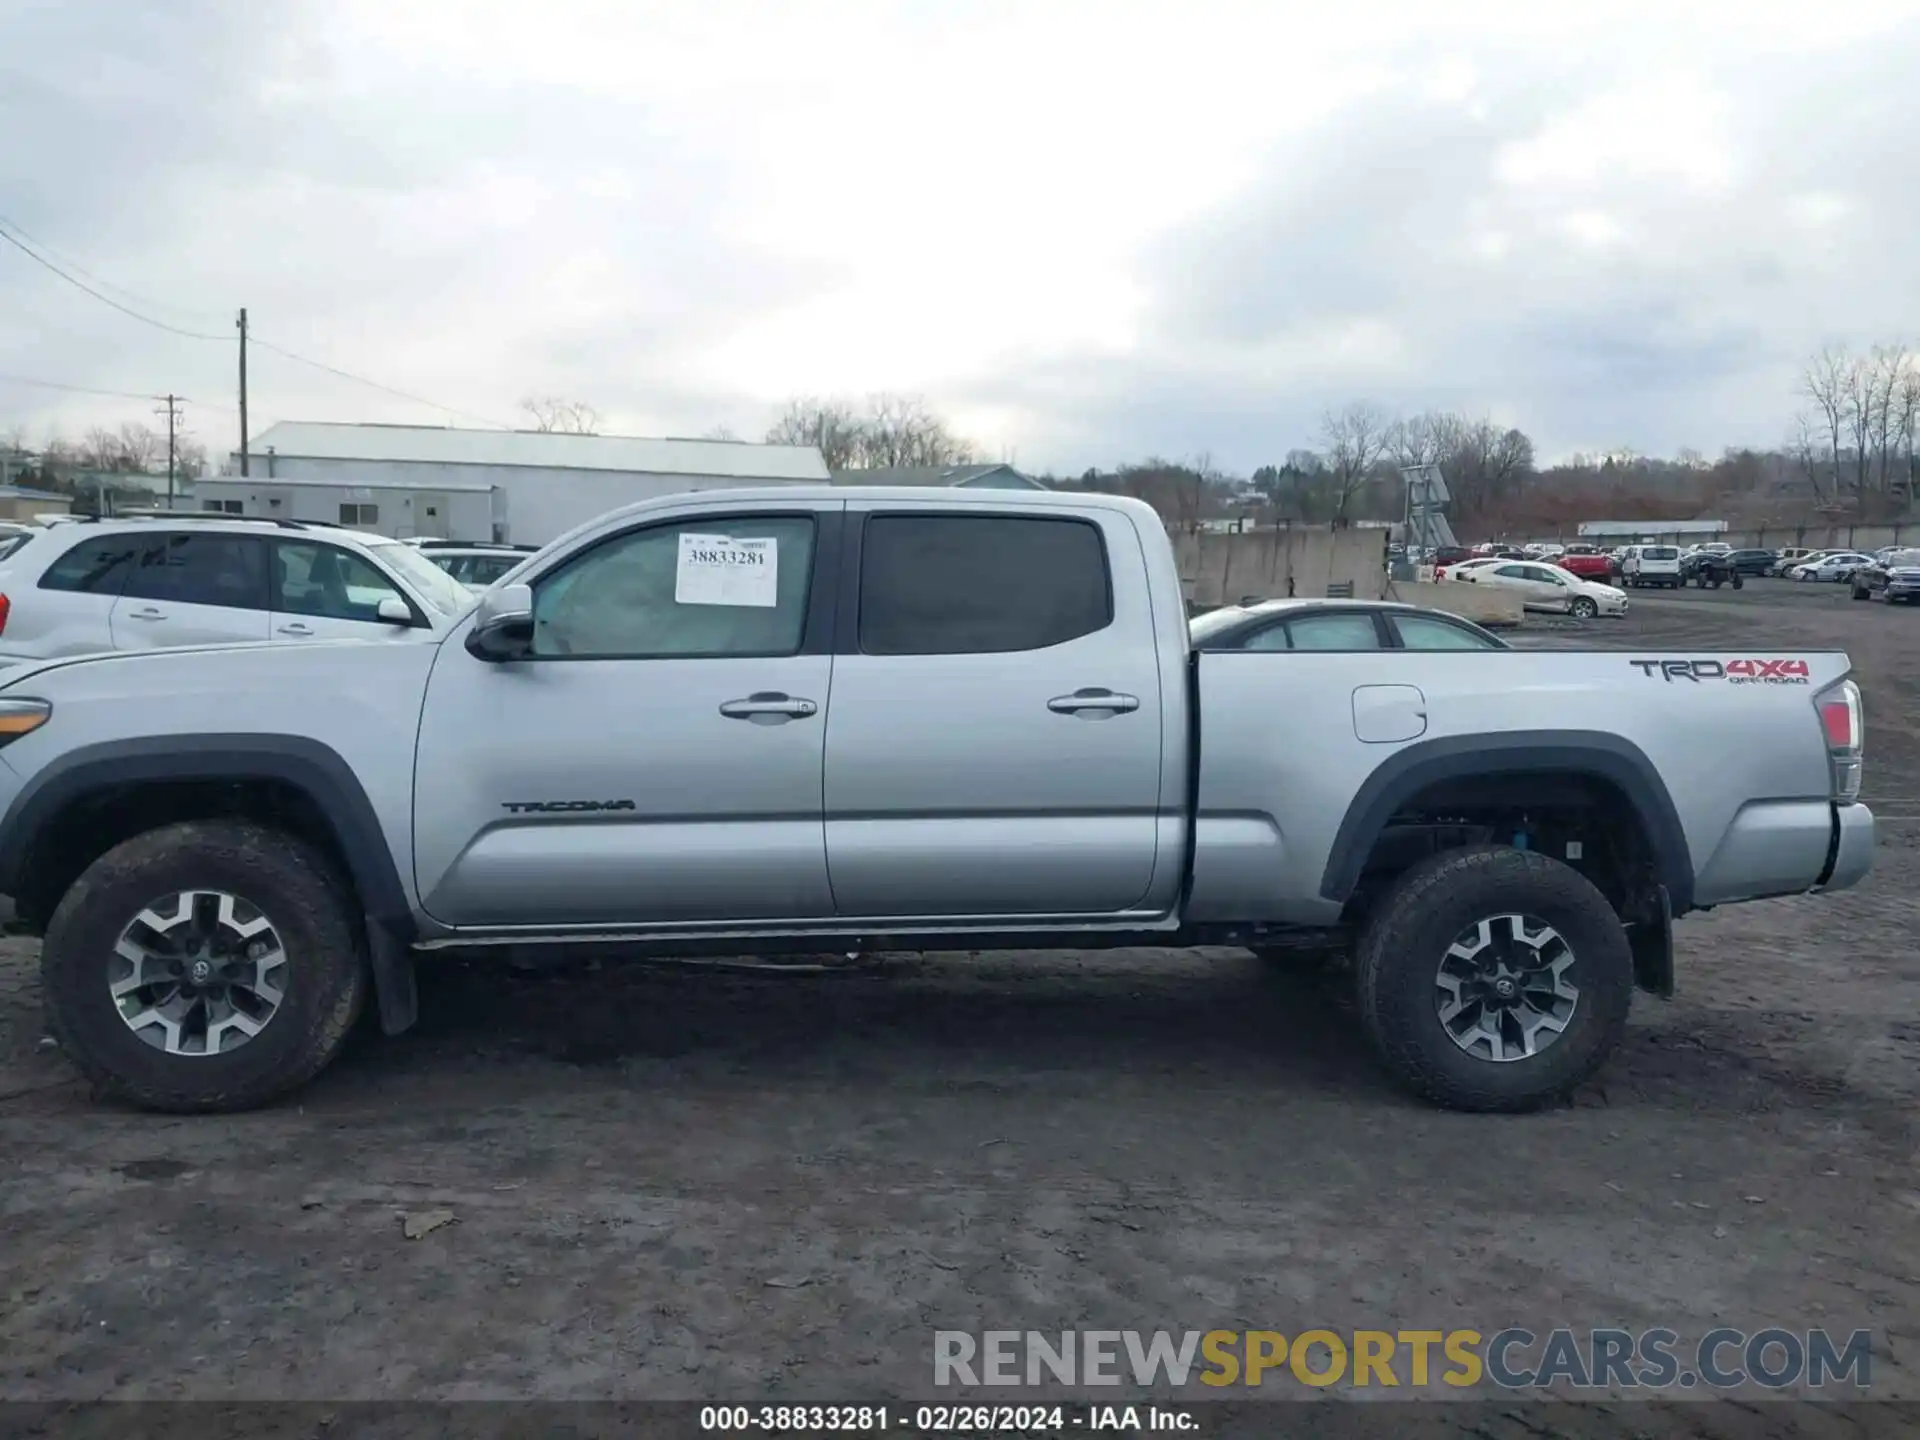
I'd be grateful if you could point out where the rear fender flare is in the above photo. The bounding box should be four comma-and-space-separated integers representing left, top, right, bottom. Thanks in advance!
1318, 730, 1695, 915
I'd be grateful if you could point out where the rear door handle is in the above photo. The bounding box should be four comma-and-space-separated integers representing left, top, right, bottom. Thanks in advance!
719, 692, 819, 724
1047, 687, 1140, 717
276, 623, 313, 636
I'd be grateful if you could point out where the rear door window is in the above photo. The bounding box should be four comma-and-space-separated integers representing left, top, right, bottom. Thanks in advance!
121, 533, 269, 610
858, 515, 1111, 655
1283, 612, 1385, 650
1392, 613, 1505, 650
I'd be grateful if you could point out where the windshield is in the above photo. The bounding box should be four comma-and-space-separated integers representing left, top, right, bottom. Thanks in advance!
0, 530, 39, 563
367, 539, 480, 615
1643, 547, 1678, 560
1888, 550, 1920, 568
1188, 606, 1251, 643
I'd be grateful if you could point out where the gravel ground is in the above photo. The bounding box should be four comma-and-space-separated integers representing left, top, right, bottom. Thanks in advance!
0, 579, 1915, 1421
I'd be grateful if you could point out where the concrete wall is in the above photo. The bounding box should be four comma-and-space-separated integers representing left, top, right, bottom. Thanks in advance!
1171, 525, 1389, 607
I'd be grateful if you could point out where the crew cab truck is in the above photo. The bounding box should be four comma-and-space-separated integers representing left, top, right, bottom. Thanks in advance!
0, 488, 1876, 1115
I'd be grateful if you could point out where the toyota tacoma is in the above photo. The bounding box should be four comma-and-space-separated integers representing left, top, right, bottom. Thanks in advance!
0, 488, 1875, 1113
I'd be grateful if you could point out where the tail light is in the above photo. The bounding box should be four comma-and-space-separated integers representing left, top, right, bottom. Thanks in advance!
1817, 679, 1862, 802
0, 592, 9, 636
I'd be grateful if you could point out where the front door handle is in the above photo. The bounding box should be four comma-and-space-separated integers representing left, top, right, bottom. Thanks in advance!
277, 623, 313, 636
719, 692, 819, 724
1047, 687, 1141, 717
127, 607, 165, 621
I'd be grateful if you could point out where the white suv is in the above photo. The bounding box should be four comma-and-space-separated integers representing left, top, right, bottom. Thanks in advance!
0, 513, 477, 667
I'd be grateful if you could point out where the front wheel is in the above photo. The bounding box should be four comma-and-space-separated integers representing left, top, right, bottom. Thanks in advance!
40, 821, 368, 1113
1852, 585, 1870, 601
1352, 847, 1634, 1112
1568, 596, 1598, 619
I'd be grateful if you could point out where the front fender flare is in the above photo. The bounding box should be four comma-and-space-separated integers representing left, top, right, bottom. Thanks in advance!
0, 734, 418, 1031
1318, 730, 1695, 915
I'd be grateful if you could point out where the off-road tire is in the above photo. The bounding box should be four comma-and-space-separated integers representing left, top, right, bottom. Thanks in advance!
41, 821, 368, 1113
1852, 585, 1870, 601
1353, 846, 1634, 1113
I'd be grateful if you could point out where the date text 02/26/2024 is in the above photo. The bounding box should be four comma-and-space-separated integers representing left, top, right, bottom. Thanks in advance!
699, 1405, 1195, 1433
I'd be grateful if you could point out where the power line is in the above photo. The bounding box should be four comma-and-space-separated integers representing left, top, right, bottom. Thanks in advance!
0, 371, 170, 402
0, 219, 511, 429
0, 222, 229, 341
0, 213, 230, 328
0, 370, 235, 413
247, 335, 512, 429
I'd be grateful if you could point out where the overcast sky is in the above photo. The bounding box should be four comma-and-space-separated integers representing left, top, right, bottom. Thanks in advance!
4, 0, 1918, 474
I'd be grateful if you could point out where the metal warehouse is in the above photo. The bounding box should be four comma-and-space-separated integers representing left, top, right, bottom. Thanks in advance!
201, 421, 830, 546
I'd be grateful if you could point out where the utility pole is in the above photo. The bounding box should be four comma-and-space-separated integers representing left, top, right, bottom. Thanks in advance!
154, 394, 184, 509
237, 307, 250, 476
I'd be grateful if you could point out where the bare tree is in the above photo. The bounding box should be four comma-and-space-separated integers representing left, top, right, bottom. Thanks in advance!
116, 422, 162, 473
1787, 413, 1826, 500
1899, 366, 1920, 498
764, 396, 863, 470
1803, 347, 1850, 500
1866, 344, 1910, 491
1387, 412, 1446, 469
1319, 402, 1393, 522
700, 424, 741, 442
1115, 458, 1207, 532
520, 396, 601, 434
80, 426, 122, 471
854, 393, 974, 469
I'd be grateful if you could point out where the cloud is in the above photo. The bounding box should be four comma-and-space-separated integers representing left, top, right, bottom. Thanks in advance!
3, 0, 1919, 472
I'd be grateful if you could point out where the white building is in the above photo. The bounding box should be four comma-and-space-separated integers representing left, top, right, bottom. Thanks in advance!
202, 422, 830, 546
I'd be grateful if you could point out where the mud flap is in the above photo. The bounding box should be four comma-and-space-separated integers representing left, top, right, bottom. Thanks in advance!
366, 917, 419, 1035
1629, 883, 1674, 998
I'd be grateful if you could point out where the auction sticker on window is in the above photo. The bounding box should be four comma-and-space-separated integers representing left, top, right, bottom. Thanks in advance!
676, 533, 778, 607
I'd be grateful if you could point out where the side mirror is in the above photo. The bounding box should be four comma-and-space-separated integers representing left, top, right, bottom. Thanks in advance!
464, 582, 535, 662
376, 596, 414, 625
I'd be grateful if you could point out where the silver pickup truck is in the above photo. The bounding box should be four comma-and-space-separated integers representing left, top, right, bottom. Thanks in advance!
0, 488, 1874, 1114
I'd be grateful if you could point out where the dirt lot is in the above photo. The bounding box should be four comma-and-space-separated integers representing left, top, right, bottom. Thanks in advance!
1, 579, 1916, 1420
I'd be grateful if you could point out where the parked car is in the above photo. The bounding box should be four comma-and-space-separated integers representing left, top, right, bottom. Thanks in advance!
1768, 547, 1819, 576
0, 487, 1872, 1116
1722, 548, 1779, 576
1189, 598, 1511, 651
1622, 545, 1683, 588
1687, 552, 1746, 589
0, 513, 477, 667
1791, 552, 1874, 583
412, 542, 541, 592
1557, 546, 1618, 582
1461, 559, 1628, 618
1849, 548, 1920, 604
1440, 557, 1505, 583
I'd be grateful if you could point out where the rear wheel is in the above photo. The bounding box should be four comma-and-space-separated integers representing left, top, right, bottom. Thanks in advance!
1353, 847, 1634, 1112
40, 821, 367, 1113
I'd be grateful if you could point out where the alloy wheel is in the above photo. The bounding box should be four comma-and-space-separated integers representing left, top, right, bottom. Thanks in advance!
1434, 913, 1580, 1063
109, 891, 289, 1056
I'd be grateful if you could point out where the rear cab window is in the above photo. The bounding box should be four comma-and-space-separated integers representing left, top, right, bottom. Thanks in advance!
857, 514, 1112, 654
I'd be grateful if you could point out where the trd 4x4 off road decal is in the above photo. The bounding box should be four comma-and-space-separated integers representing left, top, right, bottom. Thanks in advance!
1629, 659, 1811, 685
